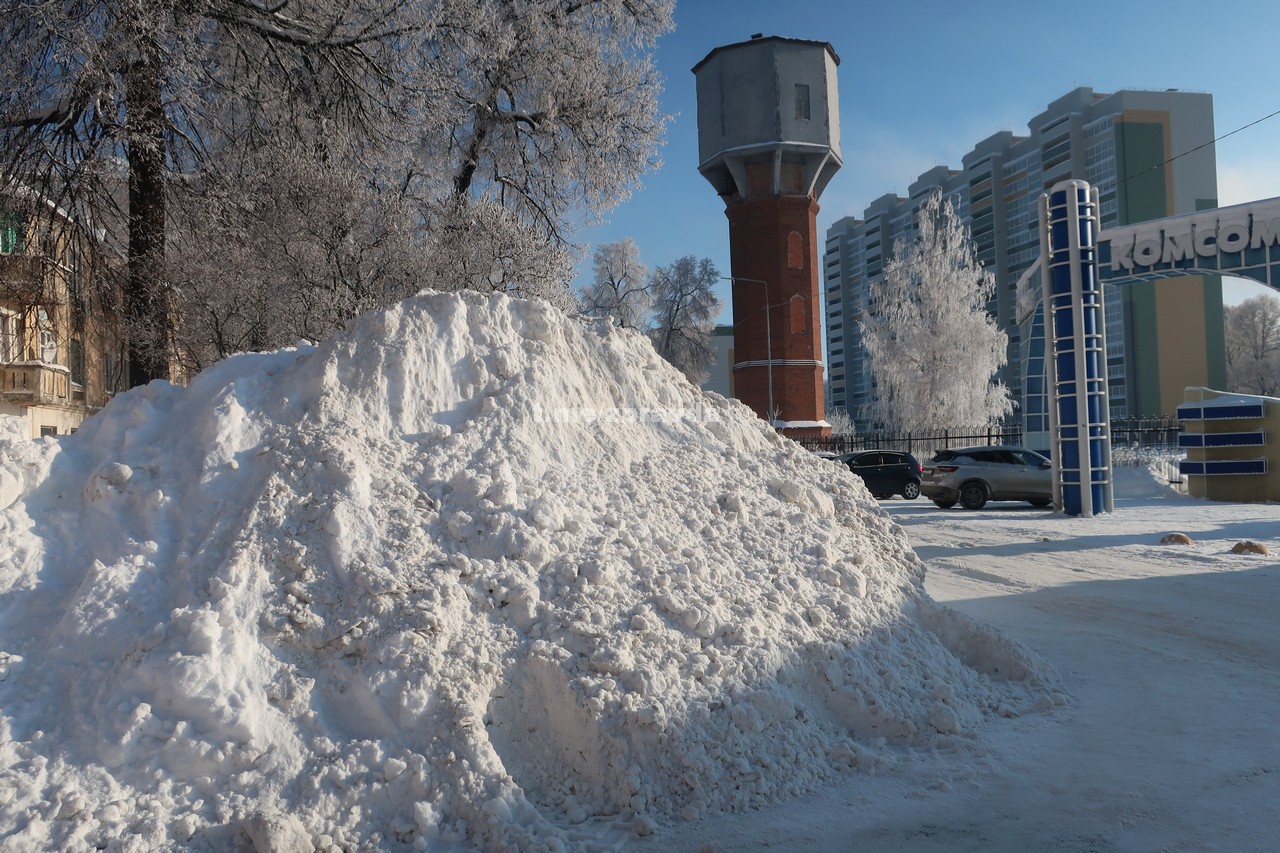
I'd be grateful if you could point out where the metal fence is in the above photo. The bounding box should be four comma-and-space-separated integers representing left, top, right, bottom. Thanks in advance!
1108, 416, 1183, 452
796, 426, 1023, 457
799, 417, 1185, 459
1108, 417, 1187, 493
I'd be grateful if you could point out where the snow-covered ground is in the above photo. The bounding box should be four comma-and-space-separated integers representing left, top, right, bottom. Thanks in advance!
642, 478, 1280, 852
1, 289, 1276, 852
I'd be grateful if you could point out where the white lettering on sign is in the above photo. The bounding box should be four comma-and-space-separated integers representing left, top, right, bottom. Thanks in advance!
1193, 226, 1217, 257
1109, 207, 1280, 273
1134, 237, 1161, 266
1161, 228, 1193, 263
1220, 221, 1250, 254
1252, 218, 1280, 250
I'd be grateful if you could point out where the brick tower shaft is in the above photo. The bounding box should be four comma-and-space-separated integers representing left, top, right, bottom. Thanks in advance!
727, 195, 827, 437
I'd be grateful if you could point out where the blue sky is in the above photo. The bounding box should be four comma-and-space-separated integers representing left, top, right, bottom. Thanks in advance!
573, 0, 1280, 313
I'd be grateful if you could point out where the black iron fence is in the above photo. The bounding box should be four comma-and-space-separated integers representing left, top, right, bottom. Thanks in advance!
798, 416, 1184, 458
1108, 416, 1183, 452
796, 426, 1023, 457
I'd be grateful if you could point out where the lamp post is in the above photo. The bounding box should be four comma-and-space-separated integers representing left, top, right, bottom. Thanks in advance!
722, 275, 774, 425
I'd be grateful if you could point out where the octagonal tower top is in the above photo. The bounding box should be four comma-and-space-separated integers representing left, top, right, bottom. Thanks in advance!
693, 35, 842, 201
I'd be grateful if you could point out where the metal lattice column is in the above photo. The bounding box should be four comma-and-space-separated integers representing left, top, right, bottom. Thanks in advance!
1039, 180, 1115, 516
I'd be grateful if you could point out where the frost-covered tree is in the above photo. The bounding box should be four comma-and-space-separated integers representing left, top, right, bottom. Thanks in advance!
826, 407, 856, 437
399, 0, 672, 308
1, 0, 673, 382
1225, 293, 1280, 396
417, 195, 581, 313
0, 0, 417, 384
859, 189, 1012, 434
582, 239, 651, 329
648, 256, 721, 384
169, 151, 434, 371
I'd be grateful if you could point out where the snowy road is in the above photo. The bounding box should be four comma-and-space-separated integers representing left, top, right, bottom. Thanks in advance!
640, 494, 1280, 852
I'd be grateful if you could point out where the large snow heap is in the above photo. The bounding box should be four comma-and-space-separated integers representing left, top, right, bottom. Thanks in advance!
0, 291, 1060, 852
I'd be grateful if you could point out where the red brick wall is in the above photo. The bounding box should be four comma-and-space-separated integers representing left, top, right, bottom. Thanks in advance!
725, 194, 828, 434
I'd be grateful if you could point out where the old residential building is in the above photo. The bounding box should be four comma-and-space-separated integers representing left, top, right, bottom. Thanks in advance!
1, 189, 127, 437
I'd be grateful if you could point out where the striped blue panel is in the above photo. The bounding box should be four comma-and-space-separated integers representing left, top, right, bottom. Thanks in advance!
1203, 404, 1264, 420
1180, 459, 1267, 476
1179, 432, 1266, 448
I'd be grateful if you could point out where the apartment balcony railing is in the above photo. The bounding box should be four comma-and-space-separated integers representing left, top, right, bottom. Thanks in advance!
0, 361, 72, 406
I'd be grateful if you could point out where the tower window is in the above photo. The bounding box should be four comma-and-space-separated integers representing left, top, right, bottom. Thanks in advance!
795, 84, 810, 121
788, 231, 805, 269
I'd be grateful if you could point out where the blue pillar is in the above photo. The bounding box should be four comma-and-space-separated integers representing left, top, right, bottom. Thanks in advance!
1039, 180, 1114, 516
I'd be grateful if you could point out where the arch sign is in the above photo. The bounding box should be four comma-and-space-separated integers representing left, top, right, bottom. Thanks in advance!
1100, 197, 1280, 287
1035, 182, 1280, 516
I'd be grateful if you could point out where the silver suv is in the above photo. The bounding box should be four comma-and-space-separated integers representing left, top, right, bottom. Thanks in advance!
921, 445, 1053, 510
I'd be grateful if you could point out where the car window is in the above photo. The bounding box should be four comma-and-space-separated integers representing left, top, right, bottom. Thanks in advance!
968, 451, 1004, 464
930, 451, 955, 463
854, 453, 881, 467
1007, 449, 1045, 466
883, 452, 906, 464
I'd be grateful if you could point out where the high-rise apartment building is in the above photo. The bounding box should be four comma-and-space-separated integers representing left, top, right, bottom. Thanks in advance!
825, 87, 1226, 431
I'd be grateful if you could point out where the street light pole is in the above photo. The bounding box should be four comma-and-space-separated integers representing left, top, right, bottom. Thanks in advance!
722, 275, 774, 425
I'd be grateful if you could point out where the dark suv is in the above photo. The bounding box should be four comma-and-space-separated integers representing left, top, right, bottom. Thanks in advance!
837, 450, 923, 500
921, 445, 1053, 510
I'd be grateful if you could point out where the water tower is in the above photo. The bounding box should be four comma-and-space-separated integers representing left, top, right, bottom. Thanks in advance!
693, 35, 842, 437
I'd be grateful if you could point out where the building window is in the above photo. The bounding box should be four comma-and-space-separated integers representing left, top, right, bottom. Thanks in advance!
1, 211, 24, 254
105, 352, 124, 394
0, 309, 18, 362
789, 294, 806, 334
788, 230, 805, 270
70, 338, 85, 386
40, 425, 57, 437
37, 309, 57, 363
68, 244, 87, 313
795, 84, 810, 121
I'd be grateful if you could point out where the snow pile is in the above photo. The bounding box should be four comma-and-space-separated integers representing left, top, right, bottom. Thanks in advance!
0, 291, 1060, 852
1112, 458, 1186, 500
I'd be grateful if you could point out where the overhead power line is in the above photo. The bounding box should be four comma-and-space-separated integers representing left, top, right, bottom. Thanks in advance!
874, 104, 1280, 274
1119, 105, 1280, 188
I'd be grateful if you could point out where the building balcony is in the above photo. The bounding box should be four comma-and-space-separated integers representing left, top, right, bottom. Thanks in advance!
0, 254, 44, 299
0, 361, 75, 407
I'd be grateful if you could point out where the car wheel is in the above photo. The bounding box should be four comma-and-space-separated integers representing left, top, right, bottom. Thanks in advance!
902, 481, 921, 500
1028, 499, 1051, 507
932, 499, 956, 509
959, 482, 988, 510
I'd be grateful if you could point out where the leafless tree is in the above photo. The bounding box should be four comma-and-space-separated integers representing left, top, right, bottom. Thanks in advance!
648, 255, 721, 384
582, 239, 651, 329
1224, 293, 1280, 396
